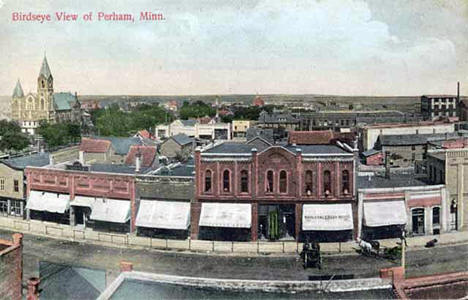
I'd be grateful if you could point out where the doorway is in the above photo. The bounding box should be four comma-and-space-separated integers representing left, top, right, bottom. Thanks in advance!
412, 208, 425, 235
258, 204, 295, 241
450, 200, 458, 231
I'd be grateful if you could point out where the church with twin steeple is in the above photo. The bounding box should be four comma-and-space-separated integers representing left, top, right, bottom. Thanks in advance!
11, 56, 81, 135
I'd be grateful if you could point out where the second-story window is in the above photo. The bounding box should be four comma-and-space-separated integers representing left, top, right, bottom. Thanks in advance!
205, 170, 212, 193
223, 170, 230, 192
279, 170, 287, 193
305, 170, 313, 195
323, 170, 331, 196
13, 180, 19, 192
342, 170, 350, 194
240, 170, 249, 193
266, 170, 274, 193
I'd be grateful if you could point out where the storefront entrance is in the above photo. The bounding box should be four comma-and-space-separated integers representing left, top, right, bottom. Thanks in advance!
258, 204, 295, 241
412, 208, 425, 235
73, 206, 91, 226
450, 200, 458, 231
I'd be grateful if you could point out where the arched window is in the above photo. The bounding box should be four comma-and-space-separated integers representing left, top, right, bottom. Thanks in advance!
240, 170, 249, 193
41, 80, 45, 88
223, 170, 230, 192
40, 98, 45, 110
323, 170, 331, 195
279, 170, 287, 193
305, 170, 313, 195
204, 170, 212, 192
342, 170, 350, 194
266, 170, 274, 193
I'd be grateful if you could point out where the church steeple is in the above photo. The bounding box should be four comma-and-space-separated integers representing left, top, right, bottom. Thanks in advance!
39, 55, 52, 79
12, 79, 24, 98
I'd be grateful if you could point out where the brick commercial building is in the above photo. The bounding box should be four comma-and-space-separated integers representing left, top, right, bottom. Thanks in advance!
0, 233, 23, 300
427, 139, 468, 232
25, 166, 137, 233
192, 141, 357, 242
357, 175, 447, 239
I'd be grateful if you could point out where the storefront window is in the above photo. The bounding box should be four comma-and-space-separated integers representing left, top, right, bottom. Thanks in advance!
223, 170, 230, 192
204, 170, 212, 192
10, 200, 22, 216
305, 170, 313, 195
0, 200, 7, 216
412, 208, 425, 235
432, 207, 440, 234
279, 170, 287, 193
240, 170, 249, 193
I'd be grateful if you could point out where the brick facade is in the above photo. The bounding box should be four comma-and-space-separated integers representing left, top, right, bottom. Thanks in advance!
25, 168, 137, 231
194, 145, 356, 241
0, 233, 23, 300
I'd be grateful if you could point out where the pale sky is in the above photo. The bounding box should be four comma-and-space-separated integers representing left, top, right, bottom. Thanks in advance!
1, 0, 467, 96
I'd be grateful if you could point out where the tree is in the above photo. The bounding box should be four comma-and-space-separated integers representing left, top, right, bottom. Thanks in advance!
0, 120, 29, 152
92, 103, 174, 137
179, 101, 215, 120
37, 121, 82, 148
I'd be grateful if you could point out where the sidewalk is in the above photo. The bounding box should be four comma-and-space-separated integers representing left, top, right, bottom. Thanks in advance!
0, 215, 467, 256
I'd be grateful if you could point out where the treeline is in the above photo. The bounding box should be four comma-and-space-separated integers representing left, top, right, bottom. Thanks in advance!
0, 120, 30, 152
92, 103, 173, 136
37, 121, 81, 148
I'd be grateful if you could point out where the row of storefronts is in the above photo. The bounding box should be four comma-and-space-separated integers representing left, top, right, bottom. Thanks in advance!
0, 143, 453, 243
20, 192, 449, 242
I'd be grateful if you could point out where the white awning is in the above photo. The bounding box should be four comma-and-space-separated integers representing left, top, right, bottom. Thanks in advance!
26, 190, 70, 214
90, 198, 131, 223
199, 203, 251, 228
364, 201, 407, 227
302, 204, 354, 231
136, 200, 190, 230
71, 195, 98, 208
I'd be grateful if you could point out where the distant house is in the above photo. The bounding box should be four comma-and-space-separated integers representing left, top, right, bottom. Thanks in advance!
155, 119, 231, 141
245, 136, 272, 152
79, 136, 156, 164
252, 95, 265, 107
362, 149, 383, 166
134, 129, 154, 140
232, 120, 256, 139
159, 134, 194, 159
245, 127, 274, 144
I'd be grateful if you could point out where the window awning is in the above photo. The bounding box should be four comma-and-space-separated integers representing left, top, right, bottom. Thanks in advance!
364, 200, 407, 227
26, 190, 70, 214
71, 195, 97, 208
136, 200, 190, 230
199, 203, 251, 228
302, 204, 354, 231
90, 199, 131, 224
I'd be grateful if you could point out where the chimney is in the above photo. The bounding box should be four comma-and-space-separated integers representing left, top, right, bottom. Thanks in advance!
135, 153, 141, 173
120, 261, 133, 272
12, 233, 23, 246
26, 277, 40, 300
79, 150, 84, 164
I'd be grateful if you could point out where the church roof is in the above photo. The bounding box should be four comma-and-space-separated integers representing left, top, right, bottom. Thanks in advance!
53, 92, 78, 111
39, 56, 52, 78
12, 79, 24, 98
